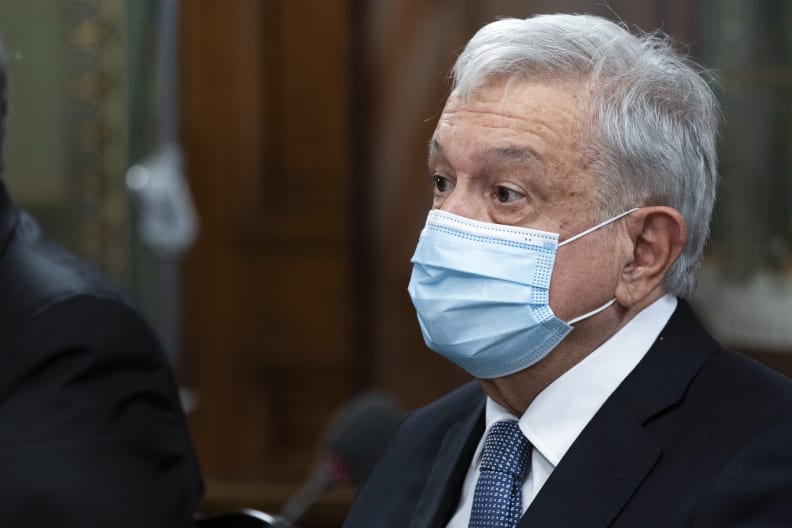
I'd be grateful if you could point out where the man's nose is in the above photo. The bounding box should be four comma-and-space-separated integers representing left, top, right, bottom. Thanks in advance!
439, 185, 487, 221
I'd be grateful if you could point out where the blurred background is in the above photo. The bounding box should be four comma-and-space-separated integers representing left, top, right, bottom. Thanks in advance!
1, 0, 791, 525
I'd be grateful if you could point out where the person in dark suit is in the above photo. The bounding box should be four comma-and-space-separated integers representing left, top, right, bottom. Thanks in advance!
0, 44, 203, 526
344, 13, 792, 527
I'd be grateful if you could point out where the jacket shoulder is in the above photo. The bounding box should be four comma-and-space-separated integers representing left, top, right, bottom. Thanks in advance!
0, 212, 134, 334
701, 347, 792, 414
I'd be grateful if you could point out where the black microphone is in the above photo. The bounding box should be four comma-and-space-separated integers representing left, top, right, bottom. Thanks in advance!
279, 392, 402, 524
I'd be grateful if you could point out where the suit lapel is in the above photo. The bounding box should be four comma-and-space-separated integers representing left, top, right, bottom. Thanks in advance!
519, 397, 660, 527
408, 395, 485, 528
520, 301, 718, 527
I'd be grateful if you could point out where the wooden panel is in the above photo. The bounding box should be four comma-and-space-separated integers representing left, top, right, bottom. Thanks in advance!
235, 0, 349, 244
180, 1, 353, 524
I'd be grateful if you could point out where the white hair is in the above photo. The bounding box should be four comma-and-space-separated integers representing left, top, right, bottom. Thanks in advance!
452, 14, 720, 298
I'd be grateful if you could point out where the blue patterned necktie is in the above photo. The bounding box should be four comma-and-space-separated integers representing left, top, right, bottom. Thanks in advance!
469, 420, 532, 528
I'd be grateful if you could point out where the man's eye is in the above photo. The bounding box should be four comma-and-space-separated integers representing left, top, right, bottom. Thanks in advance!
434, 175, 453, 193
495, 186, 522, 203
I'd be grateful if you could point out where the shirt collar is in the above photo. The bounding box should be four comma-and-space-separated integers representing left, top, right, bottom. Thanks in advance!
484, 294, 677, 466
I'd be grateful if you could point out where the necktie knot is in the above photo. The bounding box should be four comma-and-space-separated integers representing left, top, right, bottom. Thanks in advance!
479, 420, 531, 478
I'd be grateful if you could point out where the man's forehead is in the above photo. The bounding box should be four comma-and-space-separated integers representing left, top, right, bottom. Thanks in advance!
431, 76, 592, 168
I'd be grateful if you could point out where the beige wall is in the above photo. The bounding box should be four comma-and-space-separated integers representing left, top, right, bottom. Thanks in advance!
0, 1, 67, 206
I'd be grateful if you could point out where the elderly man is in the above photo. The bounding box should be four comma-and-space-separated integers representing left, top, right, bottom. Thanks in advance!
0, 44, 202, 526
344, 13, 792, 527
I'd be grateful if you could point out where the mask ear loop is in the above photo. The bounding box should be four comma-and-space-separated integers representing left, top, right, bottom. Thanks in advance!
560, 208, 639, 325
557, 208, 640, 248
567, 298, 617, 325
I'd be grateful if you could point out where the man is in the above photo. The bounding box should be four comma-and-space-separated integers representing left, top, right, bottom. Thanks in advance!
0, 45, 203, 525
344, 13, 792, 527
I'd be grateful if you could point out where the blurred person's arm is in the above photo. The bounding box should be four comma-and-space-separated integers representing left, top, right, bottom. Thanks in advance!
0, 294, 203, 528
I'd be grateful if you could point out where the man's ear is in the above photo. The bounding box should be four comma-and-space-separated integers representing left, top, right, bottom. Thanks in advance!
615, 206, 687, 307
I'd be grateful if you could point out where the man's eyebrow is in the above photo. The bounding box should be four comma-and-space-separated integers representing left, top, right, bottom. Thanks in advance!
483, 145, 541, 163
428, 138, 444, 160
428, 139, 540, 165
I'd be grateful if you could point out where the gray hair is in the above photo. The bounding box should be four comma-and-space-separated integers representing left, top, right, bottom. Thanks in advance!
451, 14, 720, 298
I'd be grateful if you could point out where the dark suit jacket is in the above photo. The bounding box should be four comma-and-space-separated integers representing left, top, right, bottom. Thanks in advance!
0, 182, 203, 527
344, 301, 792, 527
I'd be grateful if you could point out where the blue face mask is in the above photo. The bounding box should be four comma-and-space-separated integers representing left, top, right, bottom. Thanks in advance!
407, 208, 637, 379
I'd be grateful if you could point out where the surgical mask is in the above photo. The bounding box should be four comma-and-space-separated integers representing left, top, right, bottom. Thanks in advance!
407, 208, 637, 379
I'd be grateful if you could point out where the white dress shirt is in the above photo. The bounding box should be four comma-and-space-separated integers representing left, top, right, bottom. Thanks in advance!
446, 294, 677, 527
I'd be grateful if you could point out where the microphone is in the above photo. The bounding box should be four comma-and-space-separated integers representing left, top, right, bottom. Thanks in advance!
279, 392, 402, 524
